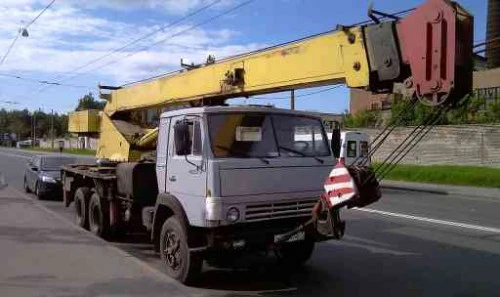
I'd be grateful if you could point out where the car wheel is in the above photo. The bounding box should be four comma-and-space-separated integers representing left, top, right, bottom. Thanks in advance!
88, 192, 110, 238
74, 187, 91, 229
160, 216, 202, 285
35, 182, 45, 200
24, 176, 31, 193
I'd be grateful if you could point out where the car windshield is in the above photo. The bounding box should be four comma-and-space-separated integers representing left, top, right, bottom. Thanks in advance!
208, 113, 330, 158
41, 157, 77, 170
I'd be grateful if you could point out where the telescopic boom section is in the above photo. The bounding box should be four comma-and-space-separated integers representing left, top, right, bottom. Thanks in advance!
95, 0, 473, 161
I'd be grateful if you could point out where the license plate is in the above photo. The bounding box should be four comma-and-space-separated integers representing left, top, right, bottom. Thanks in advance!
274, 230, 305, 243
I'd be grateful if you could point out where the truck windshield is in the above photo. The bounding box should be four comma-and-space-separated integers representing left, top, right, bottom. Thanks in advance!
208, 113, 330, 158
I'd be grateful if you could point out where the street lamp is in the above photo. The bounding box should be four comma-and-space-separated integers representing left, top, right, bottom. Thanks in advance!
20, 28, 29, 37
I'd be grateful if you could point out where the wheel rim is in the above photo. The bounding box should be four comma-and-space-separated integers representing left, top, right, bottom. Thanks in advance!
163, 229, 182, 271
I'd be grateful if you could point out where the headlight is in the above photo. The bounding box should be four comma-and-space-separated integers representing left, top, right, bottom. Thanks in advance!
226, 207, 240, 223
41, 175, 56, 183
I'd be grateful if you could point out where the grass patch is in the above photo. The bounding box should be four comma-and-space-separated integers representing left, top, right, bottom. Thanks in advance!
377, 163, 500, 188
24, 147, 96, 156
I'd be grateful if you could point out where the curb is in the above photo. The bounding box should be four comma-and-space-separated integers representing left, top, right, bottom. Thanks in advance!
380, 184, 448, 195
380, 181, 500, 200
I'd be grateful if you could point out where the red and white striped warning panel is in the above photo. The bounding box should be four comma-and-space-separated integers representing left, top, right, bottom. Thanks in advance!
322, 161, 357, 208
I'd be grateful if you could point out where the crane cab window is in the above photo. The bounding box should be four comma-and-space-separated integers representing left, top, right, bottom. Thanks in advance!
346, 140, 357, 158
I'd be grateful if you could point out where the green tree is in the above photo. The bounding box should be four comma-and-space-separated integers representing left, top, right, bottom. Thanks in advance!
75, 92, 105, 111
345, 109, 382, 128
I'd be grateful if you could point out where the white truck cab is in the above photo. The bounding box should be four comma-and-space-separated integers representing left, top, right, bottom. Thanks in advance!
151, 105, 337, 282
155, 105, 334, 229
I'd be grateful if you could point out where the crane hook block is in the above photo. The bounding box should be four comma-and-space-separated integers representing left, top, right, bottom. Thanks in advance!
396, 0, 473, 106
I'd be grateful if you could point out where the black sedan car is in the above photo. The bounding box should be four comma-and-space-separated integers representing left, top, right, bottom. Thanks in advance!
23, 155, 78, 199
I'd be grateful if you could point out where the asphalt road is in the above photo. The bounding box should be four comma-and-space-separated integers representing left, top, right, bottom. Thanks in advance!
1, 147, 500, 296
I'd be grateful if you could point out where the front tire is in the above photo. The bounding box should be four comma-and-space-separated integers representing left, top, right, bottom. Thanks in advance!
35, 182, 45, 200
24, 177, 31, 193
74, 187, 91, 229
88, 192, 110, 238
160, 216, 202, 285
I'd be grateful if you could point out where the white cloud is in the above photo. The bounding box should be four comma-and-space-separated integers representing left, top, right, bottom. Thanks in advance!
0, 0, 264, 87
81, 0, 235, 15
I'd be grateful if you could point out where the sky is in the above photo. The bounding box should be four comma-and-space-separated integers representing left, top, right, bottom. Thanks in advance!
0, 0, 489, 115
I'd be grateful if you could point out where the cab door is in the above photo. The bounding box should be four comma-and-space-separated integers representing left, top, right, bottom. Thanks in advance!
156, 117, 171, 193
165, 115, 207, 225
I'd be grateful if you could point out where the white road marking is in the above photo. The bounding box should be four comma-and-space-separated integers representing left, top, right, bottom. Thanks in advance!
0, 150, 31, 160
355, 207, 500, 234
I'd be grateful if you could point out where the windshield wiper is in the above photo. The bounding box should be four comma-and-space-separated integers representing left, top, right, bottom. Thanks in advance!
278, 146, 324, 164
216, 145, 269, 164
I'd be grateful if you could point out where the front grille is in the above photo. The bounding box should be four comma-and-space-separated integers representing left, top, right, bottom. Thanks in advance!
244, 198, 317, 222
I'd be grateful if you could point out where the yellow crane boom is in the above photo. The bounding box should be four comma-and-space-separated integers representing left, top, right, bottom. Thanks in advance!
84, 0, 473, 161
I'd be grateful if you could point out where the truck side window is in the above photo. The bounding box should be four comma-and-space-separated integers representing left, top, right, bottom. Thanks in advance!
192, 121, 202, 156
347, 140, 357, 158
360, 141, 368, 157
174, 119, 202, 156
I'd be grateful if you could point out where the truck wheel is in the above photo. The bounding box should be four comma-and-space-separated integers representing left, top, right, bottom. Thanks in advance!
74, 187, 91, 229
277, 239, 315, 266
24, 176, 31, 193
89, 192, 110, 238
160, 216, 202, 284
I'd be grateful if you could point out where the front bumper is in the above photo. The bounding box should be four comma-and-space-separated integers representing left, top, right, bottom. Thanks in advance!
206, 216, 313, 250
39, 181, 62, 197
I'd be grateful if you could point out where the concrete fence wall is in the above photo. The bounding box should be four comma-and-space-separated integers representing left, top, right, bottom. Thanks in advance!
359, 124, 500, 167
38, 137, 98, 150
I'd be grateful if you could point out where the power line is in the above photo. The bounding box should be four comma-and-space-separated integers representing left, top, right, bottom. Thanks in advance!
48, 0, 223, 82
25, 0, 56, 30
0, 100, 20, 105
1, 0, 56, 66
0, 33, 22, 66
252, 86, 342, 100
0, 72, 91, 88
113, 4, 407, 90
55, 0, 257, 85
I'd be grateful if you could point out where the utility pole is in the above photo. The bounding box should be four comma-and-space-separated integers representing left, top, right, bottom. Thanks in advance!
51, 109, 54, 149
31, 111, 35, 147
290, 89, 295, 110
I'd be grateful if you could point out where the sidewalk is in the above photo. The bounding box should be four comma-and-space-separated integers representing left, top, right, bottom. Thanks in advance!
0, 186, 191, 297
381, 180, 500, 199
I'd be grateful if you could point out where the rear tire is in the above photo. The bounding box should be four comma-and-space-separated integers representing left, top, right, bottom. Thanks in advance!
23, 176, 31, 193
74, 187, 91, 229
160, 216, 202, 285
88, 192, 110, 238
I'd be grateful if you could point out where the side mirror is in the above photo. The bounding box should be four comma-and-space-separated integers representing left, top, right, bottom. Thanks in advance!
174, 121, 192, 156
31, 166, 38, 172
331, 128, 341, 159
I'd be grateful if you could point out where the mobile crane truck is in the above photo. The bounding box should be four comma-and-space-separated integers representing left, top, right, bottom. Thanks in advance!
61, 0, 473, 284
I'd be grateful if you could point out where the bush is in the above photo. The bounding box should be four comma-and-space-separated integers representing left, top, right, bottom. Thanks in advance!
345, 109, 382, 128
